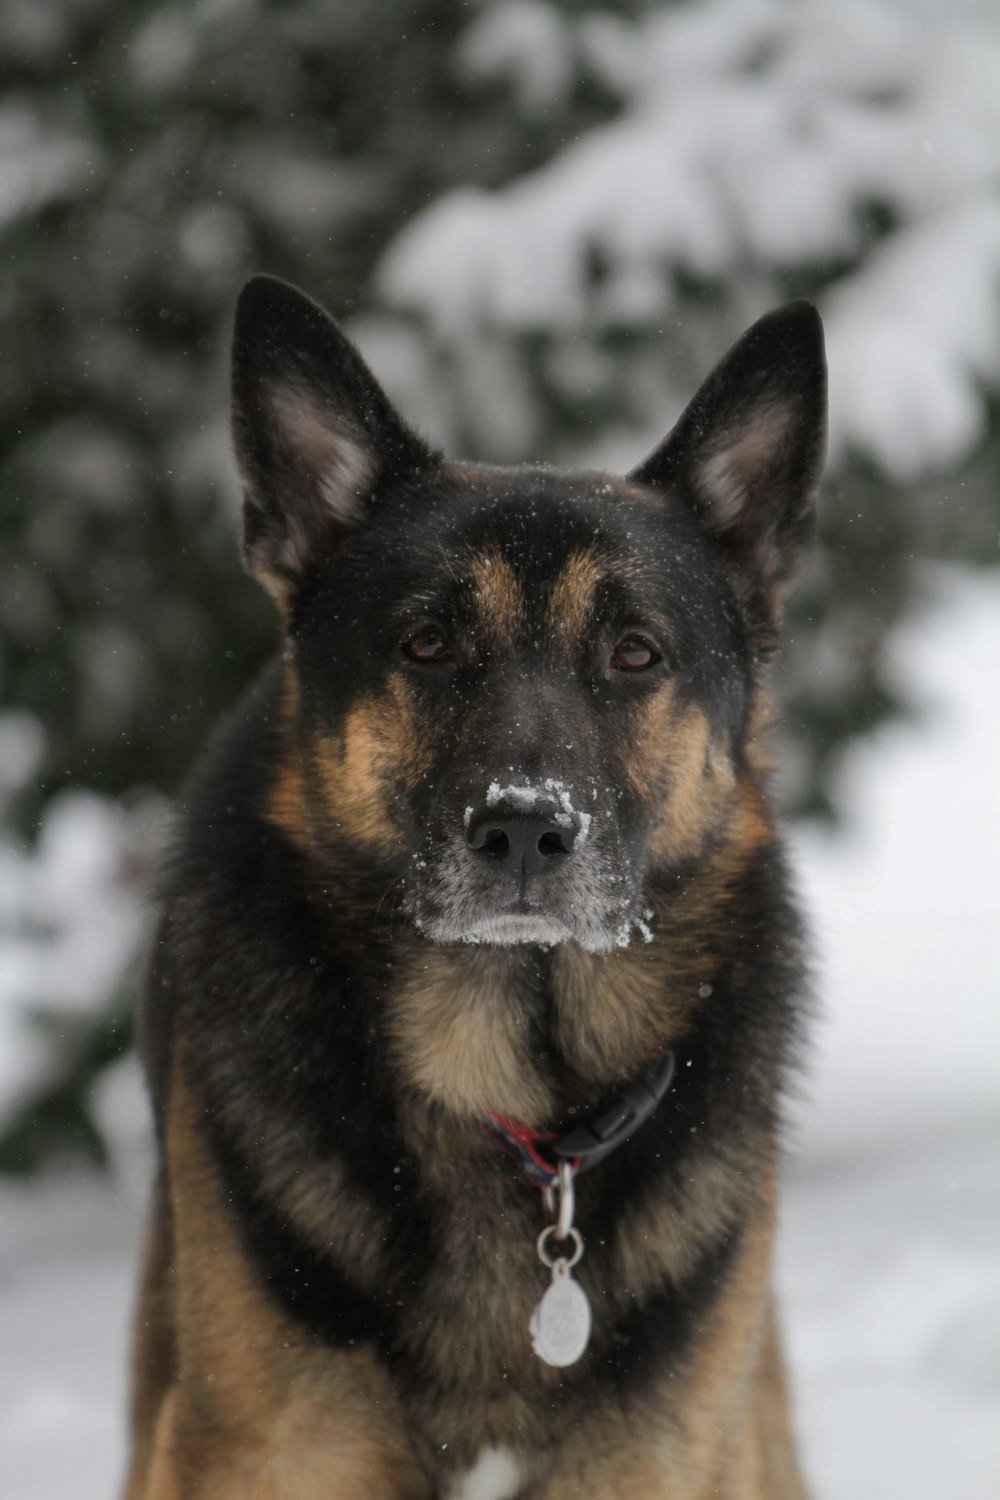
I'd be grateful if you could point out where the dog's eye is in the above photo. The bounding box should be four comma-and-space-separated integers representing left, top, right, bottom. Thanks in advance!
403, 627, 451, 664
611, 635, 661, 672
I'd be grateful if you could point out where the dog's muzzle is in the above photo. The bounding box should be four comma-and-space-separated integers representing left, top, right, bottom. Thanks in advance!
409, 778, 640, 951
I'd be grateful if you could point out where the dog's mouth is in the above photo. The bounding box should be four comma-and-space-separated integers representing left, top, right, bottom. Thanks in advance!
405, 849, 650, 953
414, 902, 653, 953
443, 909, 577, 949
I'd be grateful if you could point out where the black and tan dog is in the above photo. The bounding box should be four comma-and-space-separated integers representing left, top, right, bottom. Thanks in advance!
125, 276, 826, 1499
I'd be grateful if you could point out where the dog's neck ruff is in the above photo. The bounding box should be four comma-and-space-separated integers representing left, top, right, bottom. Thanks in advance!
481, 1049, 676, 1190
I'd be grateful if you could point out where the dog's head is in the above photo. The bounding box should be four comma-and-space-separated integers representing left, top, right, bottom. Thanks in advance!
232, 278, 825, 952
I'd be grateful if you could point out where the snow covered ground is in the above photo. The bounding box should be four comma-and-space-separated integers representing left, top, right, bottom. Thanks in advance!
0, 569, 997, 1498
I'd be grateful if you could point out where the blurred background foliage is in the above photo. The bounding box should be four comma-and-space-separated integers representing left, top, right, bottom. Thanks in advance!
1, 0, 998, 1175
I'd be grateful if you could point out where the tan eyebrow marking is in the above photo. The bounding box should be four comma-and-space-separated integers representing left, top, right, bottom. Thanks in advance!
467, 549, 524, 647
547, 549, 605, 642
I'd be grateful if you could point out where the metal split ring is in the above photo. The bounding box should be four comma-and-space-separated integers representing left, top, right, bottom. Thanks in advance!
537, 1224, 584, 1269
542, 1159, 576, 1238
555, 1159, 575, 1238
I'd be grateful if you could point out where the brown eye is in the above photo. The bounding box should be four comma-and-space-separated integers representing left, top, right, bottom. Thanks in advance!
403, 627, 451, 664
611, 635, 661, 672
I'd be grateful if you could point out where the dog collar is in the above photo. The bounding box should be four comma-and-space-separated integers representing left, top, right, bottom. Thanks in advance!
481, 1048, 676, 1191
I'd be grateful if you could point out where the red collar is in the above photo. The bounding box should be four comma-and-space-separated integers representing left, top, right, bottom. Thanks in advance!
480, 1049, 677, 1190
480, 1112, 578, 1190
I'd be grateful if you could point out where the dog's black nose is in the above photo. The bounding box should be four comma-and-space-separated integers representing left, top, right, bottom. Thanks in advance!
466, 798, 576, 876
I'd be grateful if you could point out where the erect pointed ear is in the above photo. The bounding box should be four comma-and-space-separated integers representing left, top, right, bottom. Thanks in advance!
231, 275, 437, 608
630, 301, 826, 650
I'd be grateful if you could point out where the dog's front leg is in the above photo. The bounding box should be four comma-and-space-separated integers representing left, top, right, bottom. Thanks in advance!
522, 1214, 807, 1500
520, 1364, 804, 1500
134, 1375, 433, 1500
133, 1065, 433, 1500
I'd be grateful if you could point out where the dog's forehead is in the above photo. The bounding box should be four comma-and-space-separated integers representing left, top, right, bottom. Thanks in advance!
395, 462, 672, 629
442, 460, 658, 539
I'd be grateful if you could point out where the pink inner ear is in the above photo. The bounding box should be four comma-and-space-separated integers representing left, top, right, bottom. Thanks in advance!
695, 400, 793, 527
269, 382, 379, 527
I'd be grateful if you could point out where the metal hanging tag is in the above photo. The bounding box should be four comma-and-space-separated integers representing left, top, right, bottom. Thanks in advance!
529, 1162, 591, 1367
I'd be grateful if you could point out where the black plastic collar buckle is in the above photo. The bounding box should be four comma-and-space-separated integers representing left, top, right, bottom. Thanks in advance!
550, 1048, 676, 1175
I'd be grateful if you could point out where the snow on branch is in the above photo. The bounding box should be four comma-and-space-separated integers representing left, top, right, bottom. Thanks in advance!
378, 0, 1000, 480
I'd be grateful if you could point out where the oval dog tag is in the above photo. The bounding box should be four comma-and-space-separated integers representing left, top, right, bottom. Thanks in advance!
529, 1261, 592, 1367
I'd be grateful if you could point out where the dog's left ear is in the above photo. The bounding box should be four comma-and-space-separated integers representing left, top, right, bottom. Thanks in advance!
631, 301, 826, 648
231, 275, 436, 608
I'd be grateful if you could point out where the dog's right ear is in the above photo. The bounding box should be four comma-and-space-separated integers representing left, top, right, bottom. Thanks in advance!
630, 301, 826, 653
231, 276, 436, 608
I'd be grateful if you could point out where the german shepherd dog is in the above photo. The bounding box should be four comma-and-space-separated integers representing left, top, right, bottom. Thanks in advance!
125, 276, 826, 1499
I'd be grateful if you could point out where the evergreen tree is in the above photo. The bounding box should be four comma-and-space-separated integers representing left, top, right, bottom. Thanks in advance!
1, 0, 997, 1174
